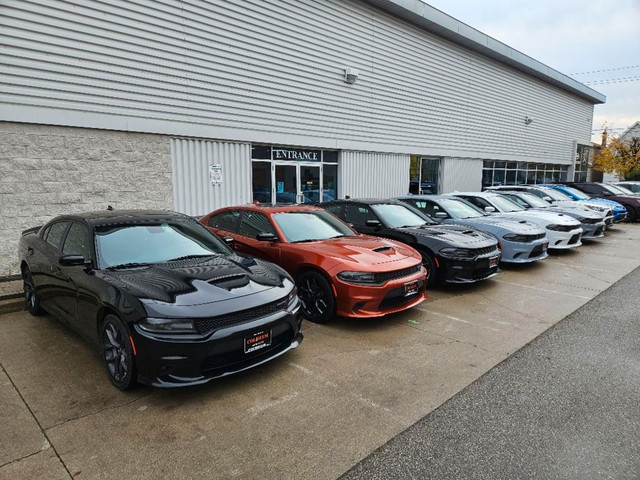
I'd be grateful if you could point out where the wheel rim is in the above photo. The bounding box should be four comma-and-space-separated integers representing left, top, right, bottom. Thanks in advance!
422, 256, 434, 284
23, 271, 36, 308
298, 276, 329, 318
103, 322, 129, 382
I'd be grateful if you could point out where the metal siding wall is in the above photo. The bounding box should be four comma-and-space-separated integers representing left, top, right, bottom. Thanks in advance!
440, 158, 484, 193
340, 151, 409, 198
0, 0, 593, 162
171, 139, 250, 216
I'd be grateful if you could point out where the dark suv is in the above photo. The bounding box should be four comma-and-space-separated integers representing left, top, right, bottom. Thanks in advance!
564, 182, 640, 222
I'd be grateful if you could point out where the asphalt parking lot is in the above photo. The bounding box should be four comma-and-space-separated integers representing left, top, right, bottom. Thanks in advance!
2, 224, 640, 480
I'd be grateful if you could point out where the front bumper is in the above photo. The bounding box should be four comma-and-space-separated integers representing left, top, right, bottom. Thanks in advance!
547, 228, 583, 250
132, 307, 303, 387
500, 237, 549, 263
438, 250, 501, 283
333, 268, 426, 318
581, 221, 606, 239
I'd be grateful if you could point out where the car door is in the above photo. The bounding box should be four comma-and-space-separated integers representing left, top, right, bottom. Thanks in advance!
60, 221, 102, 341
236, 211, 281, 264
36, 220, 71, 319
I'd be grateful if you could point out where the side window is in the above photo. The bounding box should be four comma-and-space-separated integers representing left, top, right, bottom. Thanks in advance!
208, 211, 240, 232
465, 197, 490, 210
323, 204, 342, 217
344, 204, 377, 227
45, 222, 69, 249
417, 200, 440, 217
62, 223, 91, 259
239, 212, 276, 238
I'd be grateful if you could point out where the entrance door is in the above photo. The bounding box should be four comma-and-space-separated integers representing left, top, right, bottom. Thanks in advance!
273, 163, 322, 204
410, 156, 440, 194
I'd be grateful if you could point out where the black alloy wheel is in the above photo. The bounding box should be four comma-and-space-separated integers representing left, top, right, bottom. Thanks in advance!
624, 205, 637, 222
297, 271, 335, 324
421, 252, 438, 288
100, 314, 137, 390
22, 267, 42, 316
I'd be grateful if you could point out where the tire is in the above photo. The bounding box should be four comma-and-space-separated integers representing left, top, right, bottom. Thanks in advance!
624, 205, 637, 222
100, 314, 137, 390
297, 270, 336, 324
22, 267, 43, 316
420, 252, 439, 288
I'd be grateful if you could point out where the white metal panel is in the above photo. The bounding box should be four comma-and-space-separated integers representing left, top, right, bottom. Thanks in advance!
439, 158, 483, 193
0, 0, 593, 163
339, 151, 410, 198
171, 139, 251, 216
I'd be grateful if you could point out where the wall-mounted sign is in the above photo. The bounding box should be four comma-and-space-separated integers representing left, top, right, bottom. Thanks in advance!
209, 164, 222, 185
277, 181, 284, 193
273, 148, 320, 162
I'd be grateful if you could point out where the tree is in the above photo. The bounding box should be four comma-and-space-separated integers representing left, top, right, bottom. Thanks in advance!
594, 134, 640, 180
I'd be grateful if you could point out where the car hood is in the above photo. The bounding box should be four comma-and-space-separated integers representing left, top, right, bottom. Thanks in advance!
396, 224, 497, 248
99, 254, 288, 306
289, 235, 418, 266
494, 210, 581, 226
461, 216, 543, 233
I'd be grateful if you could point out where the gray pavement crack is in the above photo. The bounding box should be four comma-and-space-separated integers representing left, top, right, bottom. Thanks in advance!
0, 362, 73, 478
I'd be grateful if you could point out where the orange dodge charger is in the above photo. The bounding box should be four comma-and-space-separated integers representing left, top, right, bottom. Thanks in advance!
200, 205, 426, 323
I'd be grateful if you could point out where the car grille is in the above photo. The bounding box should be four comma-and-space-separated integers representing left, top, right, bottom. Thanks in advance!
375, 264, 422, 283
194, 297, 288, 335
472, 245, 500, 256
582, 218, 602, 225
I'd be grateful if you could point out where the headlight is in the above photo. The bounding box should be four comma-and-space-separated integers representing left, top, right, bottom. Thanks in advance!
439, 247, 475, 258
337, 271, 377, 284
286, 286, 298, 308
503, 233, 532, 242
138, 317, 196, 334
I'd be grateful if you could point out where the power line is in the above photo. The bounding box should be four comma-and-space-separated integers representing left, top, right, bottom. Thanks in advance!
571, 64, 640, 75
583, 75, 640, 85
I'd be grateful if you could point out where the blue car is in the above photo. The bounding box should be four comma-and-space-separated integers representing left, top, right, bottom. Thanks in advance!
542, 185, 627, 223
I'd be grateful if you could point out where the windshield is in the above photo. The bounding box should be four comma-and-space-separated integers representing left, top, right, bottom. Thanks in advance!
371, 203, 435, 228
95, 219, 231, 269
273, 210, 356, 242
488, 195, 526, 212
440, 198, 486, 219
518, 193, 551, 208
560, 186, 591, 200
541, 188, 573, 201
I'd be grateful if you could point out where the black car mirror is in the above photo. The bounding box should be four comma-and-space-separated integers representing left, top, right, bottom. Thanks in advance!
256, 232, 278, 242
434, 212, 448, 219
365, 219, 382, 228
59, 254, 87, 267
222, 236, 234, 245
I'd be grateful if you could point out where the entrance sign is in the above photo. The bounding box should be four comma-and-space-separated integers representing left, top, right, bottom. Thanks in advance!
273, 148, 320, 162
209, 164, 222, 185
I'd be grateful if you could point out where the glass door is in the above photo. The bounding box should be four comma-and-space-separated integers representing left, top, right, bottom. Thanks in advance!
300, 164, 321, 203
275, 164, 298, 203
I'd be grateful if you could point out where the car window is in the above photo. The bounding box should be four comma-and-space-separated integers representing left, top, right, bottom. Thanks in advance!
344, 204, 378, 227
208, 211, 240, 232
462, 196, 490, 211
323, 203, 342, 216
239, 212, 276, 238
45, 221, 69, 249
62, 222, 91, 259
412, 200, 441, 217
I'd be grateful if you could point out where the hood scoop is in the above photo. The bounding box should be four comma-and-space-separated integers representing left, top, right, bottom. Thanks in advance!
372, 246, 393, 253
208, 273, 250, 291
462, 230, 477, 235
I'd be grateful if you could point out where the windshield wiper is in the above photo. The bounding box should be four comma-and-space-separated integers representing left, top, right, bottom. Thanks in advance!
106, 262, 152, 270
165, 254, 217, 262
292, 239, 319, 243
328, 234, 346, 239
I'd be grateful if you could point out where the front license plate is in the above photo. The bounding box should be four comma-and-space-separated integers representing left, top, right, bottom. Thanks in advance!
489, 255, 499, 267
542, 242, 549, 250
404, 280, 419, 297
244, 330, 272, 354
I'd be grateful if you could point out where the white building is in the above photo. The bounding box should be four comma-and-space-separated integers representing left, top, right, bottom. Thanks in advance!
0, 0, 605, 276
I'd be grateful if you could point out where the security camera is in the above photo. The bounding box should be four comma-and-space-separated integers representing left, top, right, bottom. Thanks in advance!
344, 67, 359, 84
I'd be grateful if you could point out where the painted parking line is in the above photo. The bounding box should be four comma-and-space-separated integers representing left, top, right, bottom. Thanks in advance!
415, 308, 504, 333
493, 280, 591, 300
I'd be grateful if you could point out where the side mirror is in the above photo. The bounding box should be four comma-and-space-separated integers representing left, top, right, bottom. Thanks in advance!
484, 206, 496, 213
222, 236, 234, 245
256, 232, 278, 242
543, 196, 553, 202
59, 254, 87, 267
365, 219, 382, 228
434, 212, 448, 219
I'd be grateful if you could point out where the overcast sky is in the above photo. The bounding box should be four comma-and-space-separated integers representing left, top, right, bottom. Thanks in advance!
425, 0, 640, 142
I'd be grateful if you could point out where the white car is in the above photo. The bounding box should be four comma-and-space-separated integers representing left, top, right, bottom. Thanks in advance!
449, 192, 583, 250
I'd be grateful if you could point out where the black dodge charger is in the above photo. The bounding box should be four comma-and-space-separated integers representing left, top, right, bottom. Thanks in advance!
321, 199, 501, 287
18, 210, 303, 389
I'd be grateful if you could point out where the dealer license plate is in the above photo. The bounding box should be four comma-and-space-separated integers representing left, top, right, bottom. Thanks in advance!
404, 280, 419, 297
244, 330, 272, 354
489, 255, 499, 267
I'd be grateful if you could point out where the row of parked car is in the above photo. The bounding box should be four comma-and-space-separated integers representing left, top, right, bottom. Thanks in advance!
18, 182, 637, 390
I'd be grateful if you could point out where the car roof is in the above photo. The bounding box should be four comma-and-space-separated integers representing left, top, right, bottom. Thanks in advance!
218, 204, 323, 214
325, 198, 403, 205
49, 209, 190, 226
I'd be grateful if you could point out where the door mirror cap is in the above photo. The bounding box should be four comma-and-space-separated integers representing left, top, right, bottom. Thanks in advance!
256, 232, 278, 242
222, 236, 234, 245
484, 206, 496, 213
434, 212, 448, 219
59, 254, 87, 267
365, 219, 382, 228
543, 196, 553, 202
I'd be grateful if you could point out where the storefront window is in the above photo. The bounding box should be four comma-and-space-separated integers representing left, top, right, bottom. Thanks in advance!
252, 161, 272, 203
482, 161, 569, 187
